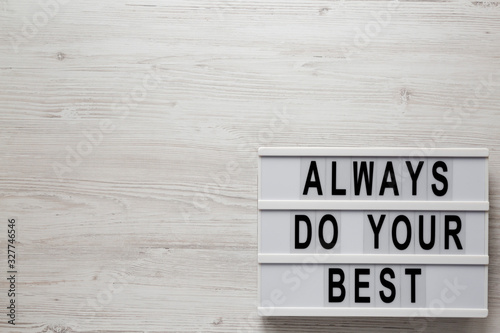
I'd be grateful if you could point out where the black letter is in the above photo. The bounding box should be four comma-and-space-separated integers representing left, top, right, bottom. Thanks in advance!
355, 268, 371, 303
406, 161, 424, 196
294, 215, 312, 249
431, 161, 448, 197
379, 162, 399, 196
405, 268, 422, 303
445, 215, 463, 250
303, 161, 323, 195
379, 268, 396, 303
392, 215, 411, 250
318, 214, 338, 250
331, 161, 346, 196
328, 268, 346, 303
418, 215, 436, 250
368, 214, 386, 249
353, 161, 374, 196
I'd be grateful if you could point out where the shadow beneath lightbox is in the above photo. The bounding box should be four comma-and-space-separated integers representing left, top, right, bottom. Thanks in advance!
260, 315, 488, 333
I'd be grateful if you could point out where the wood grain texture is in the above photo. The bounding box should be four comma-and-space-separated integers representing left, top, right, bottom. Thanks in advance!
1, 0, 500, 332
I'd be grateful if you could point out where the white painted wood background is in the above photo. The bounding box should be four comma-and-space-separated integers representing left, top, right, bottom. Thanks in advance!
1, 0, 499, 332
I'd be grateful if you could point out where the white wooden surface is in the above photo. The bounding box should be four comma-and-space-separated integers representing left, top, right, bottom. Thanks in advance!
1, 0, 500, 332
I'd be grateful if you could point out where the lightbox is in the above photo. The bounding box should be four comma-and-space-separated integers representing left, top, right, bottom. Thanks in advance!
258, 147, 488, 317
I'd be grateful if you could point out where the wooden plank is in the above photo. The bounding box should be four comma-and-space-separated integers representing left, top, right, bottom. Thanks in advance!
0, 0, 499, 331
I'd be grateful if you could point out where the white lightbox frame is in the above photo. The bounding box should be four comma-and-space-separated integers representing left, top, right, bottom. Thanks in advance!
258, 147, 489, 318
